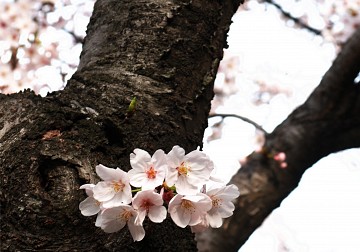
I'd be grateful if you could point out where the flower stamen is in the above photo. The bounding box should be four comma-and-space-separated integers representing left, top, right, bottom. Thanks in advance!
181, 199, 195, 213
120, 209, 133, 221
177, 161, 190, 176
112, 181, 125, 192
140, 200, 154, 212
210, 196, 221, 208
146, 166, 157, 179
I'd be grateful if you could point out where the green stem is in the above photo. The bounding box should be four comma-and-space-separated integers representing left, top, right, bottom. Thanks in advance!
131, 188, 142, 193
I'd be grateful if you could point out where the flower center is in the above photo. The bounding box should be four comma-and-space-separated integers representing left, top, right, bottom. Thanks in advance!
177, 162, 190, 176
141, 200, 154, 212
120, 209, 133, 221
181, 199, 195, 213
146, 166, 157, 179
112, 181, 125, 192
211, 196, 221, 208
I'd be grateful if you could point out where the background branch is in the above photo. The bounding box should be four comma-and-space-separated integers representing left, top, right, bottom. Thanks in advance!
209, 113, 268, 135
262, 0, 322, 35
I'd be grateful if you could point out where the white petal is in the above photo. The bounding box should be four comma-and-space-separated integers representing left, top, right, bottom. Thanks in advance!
130, 149, 151, 171
79, 184, 95, 190
187, 194, 212, 226
209, 175, 224, 184
148, 205, 167, 223
206, 212, 223, 228
167, 145, 185, 167
95, 212, 103, 227
135, 209, 147, 226
148, 191, 164, 206
144, 177, 164, 190
171, 205, 191, 228
128, 220, 145, 241
100, 208, 127, 233
165, 169, 178, 187
79, 197, 100, 216
102, 219, 124, 233
217, 201, 235, 218
175, 176, 199, 195
185, 151, 209, 170
182, 194, 207, 203
168, 193, 182, 206
122, 183, 133, 204
152, 149, 167, 167
93, 181, 115, 202
95, 164, 119, 181
102, 190, 132, 208
128, 172, 147, 187
195, 194, 212, 211
220, 184, 240, 200
79, 184, 95, 197
152, 149, 165, 160
168, 195, 191, 228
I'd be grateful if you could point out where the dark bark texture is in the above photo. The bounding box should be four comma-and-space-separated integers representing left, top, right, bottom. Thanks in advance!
197, 27, 360, 251
0, 0, 243, 251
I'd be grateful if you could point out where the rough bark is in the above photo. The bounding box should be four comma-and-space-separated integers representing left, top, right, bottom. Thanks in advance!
197, 27, 360, 252
0, 0, 244, 251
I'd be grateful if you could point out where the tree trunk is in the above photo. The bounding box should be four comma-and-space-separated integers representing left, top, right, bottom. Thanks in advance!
197, 26, 360, 252
0, 0, 243, 251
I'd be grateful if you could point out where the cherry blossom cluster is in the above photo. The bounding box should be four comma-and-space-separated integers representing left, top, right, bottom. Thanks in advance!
0, 0, 94, 95
79, 145, 240, 241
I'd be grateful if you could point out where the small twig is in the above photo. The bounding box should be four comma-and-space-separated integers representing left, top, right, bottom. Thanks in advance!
208, 113, 268, 135
262, 0, 322, 36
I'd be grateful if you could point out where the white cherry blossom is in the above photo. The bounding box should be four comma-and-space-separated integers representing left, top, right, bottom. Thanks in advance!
128, 149, 167, 190
205, 184, 240, 228
93, 164, 132, 208
168, 193, 212, 228
132, 190, 167, 225
99, 205, 145, 242
165, 145, 214, 195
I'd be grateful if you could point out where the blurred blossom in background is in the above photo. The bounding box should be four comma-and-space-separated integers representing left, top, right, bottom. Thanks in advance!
0, 0, 93, 96
1, 0, 359, 251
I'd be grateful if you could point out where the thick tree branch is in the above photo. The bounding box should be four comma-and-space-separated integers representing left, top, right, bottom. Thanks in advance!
198, 27, 360, 252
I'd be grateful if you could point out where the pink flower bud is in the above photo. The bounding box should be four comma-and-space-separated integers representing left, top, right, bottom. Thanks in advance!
280, 162, 288, 169
274, 152, 286, 162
